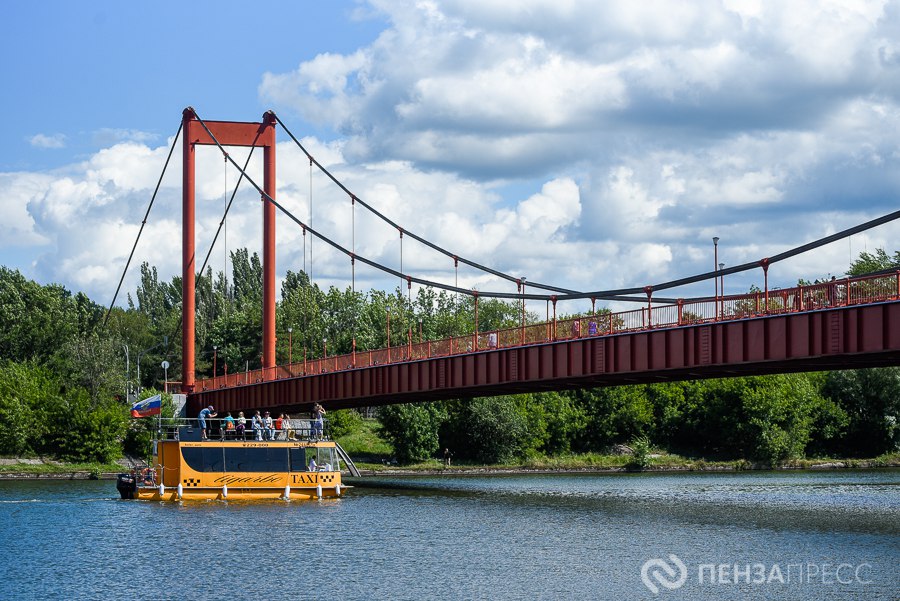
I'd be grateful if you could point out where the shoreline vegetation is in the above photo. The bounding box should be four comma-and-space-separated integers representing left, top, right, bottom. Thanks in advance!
2, 452, 897, 481
2, 251, 899, 476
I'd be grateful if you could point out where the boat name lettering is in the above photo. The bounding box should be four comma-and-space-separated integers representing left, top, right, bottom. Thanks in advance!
292, 474, 319, 485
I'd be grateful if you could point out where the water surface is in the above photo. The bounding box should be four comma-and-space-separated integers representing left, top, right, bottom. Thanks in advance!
0, 470, 896, 600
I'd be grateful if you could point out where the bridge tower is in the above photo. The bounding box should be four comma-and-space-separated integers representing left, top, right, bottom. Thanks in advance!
181, 108, 277, 393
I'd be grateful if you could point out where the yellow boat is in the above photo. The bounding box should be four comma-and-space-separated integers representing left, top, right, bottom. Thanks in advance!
116, 420, 358, 501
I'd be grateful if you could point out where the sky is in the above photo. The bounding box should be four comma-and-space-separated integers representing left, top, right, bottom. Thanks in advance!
1, 0, 899, 315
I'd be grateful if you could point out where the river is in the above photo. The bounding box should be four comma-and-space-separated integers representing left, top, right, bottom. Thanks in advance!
0, 469, 897, 600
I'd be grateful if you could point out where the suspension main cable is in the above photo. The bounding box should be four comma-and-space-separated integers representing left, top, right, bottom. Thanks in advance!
271, 112, 579, 295
188, 111, 729, 302
103, 121, 183, 328
195, 111, 900, 303
557, 208, 900, 301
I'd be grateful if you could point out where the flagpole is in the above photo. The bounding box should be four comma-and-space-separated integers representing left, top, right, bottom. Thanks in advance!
160, 361, 170, 440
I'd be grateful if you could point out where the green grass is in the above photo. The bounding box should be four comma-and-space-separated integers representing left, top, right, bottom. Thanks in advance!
335, 420, 900, 473
336, 418, 392, 462
0, 460, 124, 476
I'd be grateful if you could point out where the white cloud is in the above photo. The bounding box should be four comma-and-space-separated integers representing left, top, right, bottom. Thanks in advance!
92, 128, 159, 146
3, 0, 900, 313
28, 133, 66, 149
0, 172, 53, 246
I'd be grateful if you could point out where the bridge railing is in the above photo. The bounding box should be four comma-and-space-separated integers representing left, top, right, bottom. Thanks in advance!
195, 271, 900, 391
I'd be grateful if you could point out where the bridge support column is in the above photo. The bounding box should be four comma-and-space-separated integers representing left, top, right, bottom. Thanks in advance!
179, 108, 277, 396
262, 111, 277, 370
182, 108, 197, 393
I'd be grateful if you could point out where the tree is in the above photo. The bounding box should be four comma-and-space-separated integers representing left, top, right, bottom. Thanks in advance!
378, 402, 447, 463
443, 397, 530, 463
573, 385, 655, 451
0, 267, 78, 364
823, 368, 900, 456
847, 249, 900, 276
0, 361, 61, 456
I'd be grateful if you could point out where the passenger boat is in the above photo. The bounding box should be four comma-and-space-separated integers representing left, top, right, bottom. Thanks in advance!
116, 418, 358, 501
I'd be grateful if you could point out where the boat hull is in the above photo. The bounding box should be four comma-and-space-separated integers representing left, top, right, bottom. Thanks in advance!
134, 483, 344, 501
122, 437, 346, 502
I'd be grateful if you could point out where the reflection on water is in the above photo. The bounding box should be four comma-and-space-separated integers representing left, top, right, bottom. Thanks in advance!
0, 470, 897, 600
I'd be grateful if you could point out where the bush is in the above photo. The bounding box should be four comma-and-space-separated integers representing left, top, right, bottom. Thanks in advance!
627, 436, 652, 471
49, 389, 128, 464
572, 386, 654, 451
444, 397, 529, 464
378, 403, 447, 463
0, 360, 61, 456
328, 409, 363, 439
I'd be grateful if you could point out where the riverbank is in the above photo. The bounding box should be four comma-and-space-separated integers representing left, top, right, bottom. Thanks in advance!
353, 453, 900, 477
0, 457, 130, 480
1, 452, 897, 480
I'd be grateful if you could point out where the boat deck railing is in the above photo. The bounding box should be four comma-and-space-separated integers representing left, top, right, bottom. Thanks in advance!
151, 417, 331, 442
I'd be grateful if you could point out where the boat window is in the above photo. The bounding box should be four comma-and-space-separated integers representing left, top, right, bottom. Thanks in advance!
289, 447, 306, 472
307, 447, 338, 471
181, 447, 289, 472
203, 448, 225, 472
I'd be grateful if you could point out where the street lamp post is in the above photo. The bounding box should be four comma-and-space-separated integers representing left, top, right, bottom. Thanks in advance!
160, 360, 169, 433
521, 276, 527, 345
713, 237, 720, 319
719, 262, 725, 317
418, 318, 423, 343
212, 345, 217, 379
323, 337, 328, 359
122, 344, 130, 402
137, 336, 167, 395
161, 360, 170, 394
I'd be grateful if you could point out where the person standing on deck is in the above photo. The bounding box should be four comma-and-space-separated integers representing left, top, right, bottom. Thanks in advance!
198, 406, 216, 440
312, 403, 326, 440
251, 410, 263, 441
263, 411, 274, 440
236, 411, 247, 440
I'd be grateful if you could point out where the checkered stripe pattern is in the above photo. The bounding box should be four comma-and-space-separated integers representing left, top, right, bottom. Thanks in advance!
183, 478, 201, 487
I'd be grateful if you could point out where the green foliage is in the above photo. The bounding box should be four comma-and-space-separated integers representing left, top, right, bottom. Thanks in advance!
327, 409, 363, 439
0, 361, 60, 455
45, 388, 128, 463
0, 267, 81, 364
1, 247, 899, 467
443, 396, 529, 463
627, 436, 653, 470
573, 386, 655, 450
335, 417, 393, 460
823, 368, 900, 456
516, 392, 588, 455
378, 402, 448, 463
846, 248, 900, 276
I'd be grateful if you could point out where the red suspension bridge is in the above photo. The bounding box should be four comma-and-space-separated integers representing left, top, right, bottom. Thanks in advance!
111, 109, 900, 417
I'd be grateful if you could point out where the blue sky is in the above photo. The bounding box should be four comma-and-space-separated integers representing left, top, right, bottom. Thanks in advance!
0, 1, 383, 171
2, 0, 899, 313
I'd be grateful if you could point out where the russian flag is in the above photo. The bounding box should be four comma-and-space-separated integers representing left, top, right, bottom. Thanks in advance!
131, 394, 162, 418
